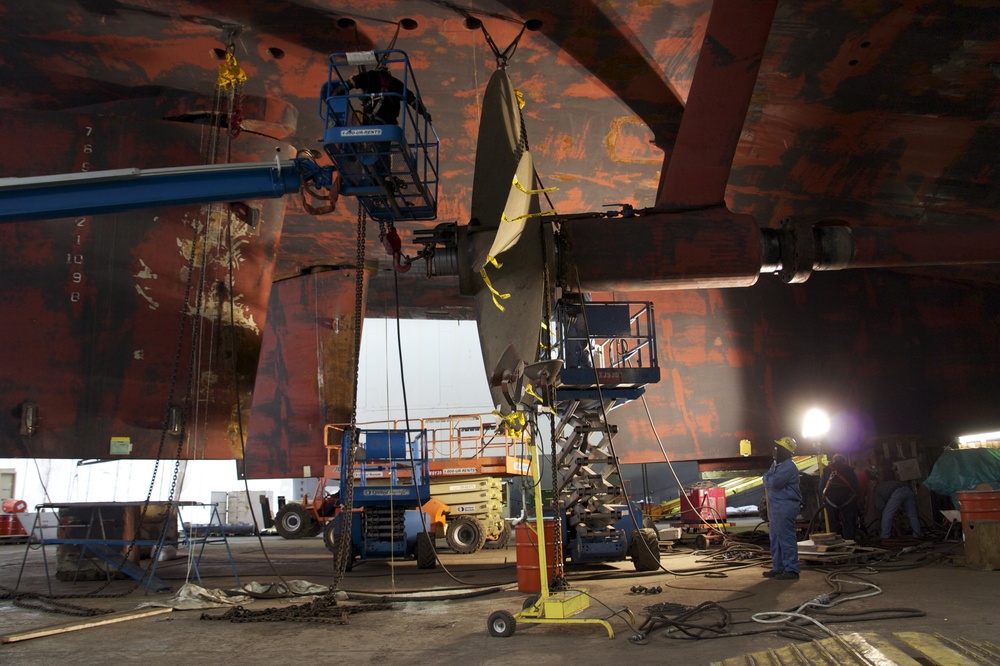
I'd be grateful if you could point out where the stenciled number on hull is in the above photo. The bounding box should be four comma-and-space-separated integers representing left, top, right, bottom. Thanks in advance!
68, 125, 95, 306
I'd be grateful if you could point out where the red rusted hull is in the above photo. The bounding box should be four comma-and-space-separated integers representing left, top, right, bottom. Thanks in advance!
1, 1, 999, 474
242, 268, 368, 480
0, 108, 287, 460
611, 270, 1000, 463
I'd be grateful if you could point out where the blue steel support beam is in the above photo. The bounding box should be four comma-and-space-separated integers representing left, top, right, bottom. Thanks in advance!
0, 160, 314, 222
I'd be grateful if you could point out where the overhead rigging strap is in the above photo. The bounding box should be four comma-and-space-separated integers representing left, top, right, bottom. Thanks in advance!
472, 17, 530, 68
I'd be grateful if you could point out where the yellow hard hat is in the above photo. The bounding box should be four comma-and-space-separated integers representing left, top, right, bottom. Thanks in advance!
774, 436, 797, 453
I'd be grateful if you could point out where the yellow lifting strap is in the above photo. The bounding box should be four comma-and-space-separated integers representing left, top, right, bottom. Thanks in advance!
524, 383, 555, 414
539, 322, 551, 351
494, 410, 527, 436
480, 261, 511, 312
511, 174, 557, 196
216, 52, 247, 90
499, 209, 556, 226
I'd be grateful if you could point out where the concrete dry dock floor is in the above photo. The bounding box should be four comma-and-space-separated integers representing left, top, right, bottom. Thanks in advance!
1, 536, 997, 665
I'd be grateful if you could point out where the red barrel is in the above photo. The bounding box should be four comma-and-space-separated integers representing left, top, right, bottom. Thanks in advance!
957, 491, 1000, 523
11, 515, 26, 535
2, 499, 27, 513
0, 515, 11, 536
515, 519, 559, 594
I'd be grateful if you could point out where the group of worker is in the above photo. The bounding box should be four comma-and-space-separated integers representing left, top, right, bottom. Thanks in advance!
762, 436, 923, 581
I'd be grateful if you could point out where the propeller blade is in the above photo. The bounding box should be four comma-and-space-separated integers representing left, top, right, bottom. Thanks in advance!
478, 150, 537, 271
464, 69, 549, 414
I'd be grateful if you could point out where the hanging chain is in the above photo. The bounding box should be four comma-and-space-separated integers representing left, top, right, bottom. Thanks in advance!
209, 203, 369, 625
330, 203, 367, 591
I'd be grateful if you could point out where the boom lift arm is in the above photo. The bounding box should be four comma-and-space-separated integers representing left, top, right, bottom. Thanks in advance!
0, 158, 339, 223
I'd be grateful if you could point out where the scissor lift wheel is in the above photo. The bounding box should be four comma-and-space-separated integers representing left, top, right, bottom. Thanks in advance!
487, 610, 516, 638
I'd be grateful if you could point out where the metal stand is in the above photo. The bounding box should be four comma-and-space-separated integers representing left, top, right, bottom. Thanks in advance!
487, 407, 635, 639
16, 501, 239, 594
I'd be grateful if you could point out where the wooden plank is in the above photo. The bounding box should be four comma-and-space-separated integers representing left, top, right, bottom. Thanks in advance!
0, 607, 172, 644
796, 640, 840, 664
849, 632, 923, 666
798, 538, 853, 553
936, 634, 1000, 665
812, 634, 872, 664
895, 632, 979, 666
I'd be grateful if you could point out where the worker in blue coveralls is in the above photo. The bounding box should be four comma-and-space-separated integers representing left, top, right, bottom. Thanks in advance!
763, 436, 803, 580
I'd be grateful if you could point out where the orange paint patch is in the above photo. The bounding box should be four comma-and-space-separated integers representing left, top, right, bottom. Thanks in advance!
605, 116, 661, 164
563, 80, 613, 100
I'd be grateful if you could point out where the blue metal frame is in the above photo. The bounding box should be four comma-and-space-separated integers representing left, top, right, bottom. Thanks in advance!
336, 427, 432, 562
320, 49, 440, 222
15, 501, 240, 594
553, 300, 661, 403
564, 502, 646, 565
348, 428, 431, 507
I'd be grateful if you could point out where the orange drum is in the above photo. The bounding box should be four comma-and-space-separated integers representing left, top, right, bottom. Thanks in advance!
2, 498, 27, 513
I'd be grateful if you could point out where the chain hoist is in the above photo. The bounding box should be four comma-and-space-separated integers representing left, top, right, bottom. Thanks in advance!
330, 203, 368, 591
377, 218, 412, 273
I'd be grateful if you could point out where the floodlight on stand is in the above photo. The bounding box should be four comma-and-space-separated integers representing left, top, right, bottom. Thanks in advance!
803, 406, 831, 532
802, 407, 830, 441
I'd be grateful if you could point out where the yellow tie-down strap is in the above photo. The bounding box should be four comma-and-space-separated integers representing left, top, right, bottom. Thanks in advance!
511, 174, 557, 196
494, 410, 527, 436
480, 258, 511, 312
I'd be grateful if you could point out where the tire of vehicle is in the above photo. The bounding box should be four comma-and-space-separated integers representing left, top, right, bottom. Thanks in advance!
274, 503, 311, 539
521, 592, 541, 611
630, 527, 661, 572
487, 610, 516, 638
416, 532, 437, 569
306, 519, 323, 537
323, 519, 354, 571
446, 516, 486, 554
483, 520, 511, 550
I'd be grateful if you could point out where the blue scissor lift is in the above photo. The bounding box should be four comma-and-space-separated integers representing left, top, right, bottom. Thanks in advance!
320, 49, 440, 222
551, 300, 662, 570
326, 428, 437, 570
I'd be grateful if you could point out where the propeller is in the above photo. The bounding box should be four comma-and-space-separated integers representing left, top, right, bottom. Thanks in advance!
464, 69, 550, 414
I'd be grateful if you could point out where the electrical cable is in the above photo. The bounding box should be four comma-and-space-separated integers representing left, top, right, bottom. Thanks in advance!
339, 585, 508, 603
560, 256, 708, 574
389, 270, 498, 589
